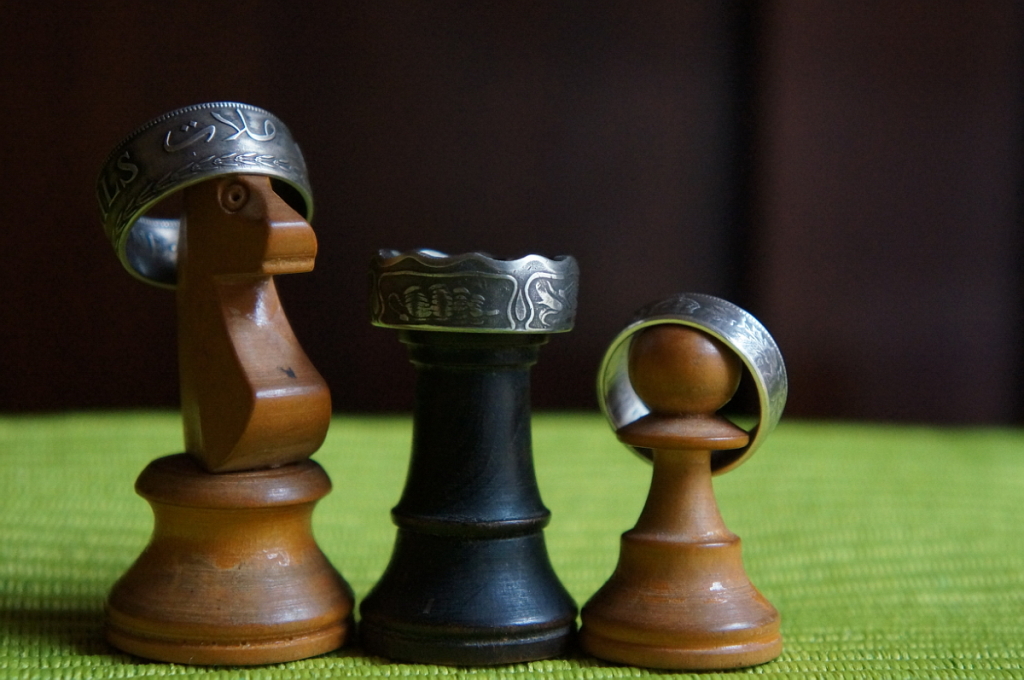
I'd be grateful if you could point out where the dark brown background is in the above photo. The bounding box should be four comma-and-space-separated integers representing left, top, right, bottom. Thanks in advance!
2, 1, 1021, 422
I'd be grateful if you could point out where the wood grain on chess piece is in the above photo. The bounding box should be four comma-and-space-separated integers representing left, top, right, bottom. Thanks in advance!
580, 323, 782, 670
104, 174, 354, 663
106, 454, 352, 665
97, 102, 353, 665
178, 175, 331, 473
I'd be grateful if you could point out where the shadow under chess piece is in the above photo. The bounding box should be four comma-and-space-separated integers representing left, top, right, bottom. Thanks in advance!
105, 175, 352, 664
580, 324, 781, 670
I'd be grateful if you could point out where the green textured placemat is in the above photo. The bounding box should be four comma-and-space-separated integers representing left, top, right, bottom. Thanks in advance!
1, 413, 1023, 678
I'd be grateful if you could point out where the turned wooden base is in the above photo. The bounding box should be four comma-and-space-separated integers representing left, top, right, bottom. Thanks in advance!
579, 436, 781, 670
106, 454, 354, 665
105, 622, 348, 667
579, 531, 781, 669
579, 627, 780, 670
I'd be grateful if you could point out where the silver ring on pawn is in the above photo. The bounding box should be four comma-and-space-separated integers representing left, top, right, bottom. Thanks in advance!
370, 249, 579, 333
97, 102, 313, 288
597, 292, 787, 475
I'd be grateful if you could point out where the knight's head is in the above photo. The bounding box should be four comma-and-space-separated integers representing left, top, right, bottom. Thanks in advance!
180, 175, 317, 278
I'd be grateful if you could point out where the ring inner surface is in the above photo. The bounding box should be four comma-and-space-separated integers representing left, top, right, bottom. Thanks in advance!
127, 217, 179, 285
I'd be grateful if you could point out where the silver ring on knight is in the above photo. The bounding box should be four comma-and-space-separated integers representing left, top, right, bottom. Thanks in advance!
97, 102, 313, 288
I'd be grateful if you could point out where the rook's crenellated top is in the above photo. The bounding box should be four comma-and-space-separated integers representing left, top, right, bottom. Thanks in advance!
370, 249, 579, 334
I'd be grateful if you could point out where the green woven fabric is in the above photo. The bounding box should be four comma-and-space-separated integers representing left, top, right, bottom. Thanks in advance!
1, 413, 1023, 678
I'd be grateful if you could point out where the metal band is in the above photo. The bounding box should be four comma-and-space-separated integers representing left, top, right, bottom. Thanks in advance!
97, 102, 313, 288
597, 293, 787, 475
370, 249, 579, 333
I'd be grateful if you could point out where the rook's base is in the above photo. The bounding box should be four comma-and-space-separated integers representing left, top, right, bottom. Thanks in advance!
360, 620, 574, 666
360, 530, 577, 665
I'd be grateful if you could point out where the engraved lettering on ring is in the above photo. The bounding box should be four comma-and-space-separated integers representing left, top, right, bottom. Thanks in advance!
388, 283, 499, 325
98, 151, 141, 218
163, 121, 217, 153
213, 108, 277, 142
116, 152, 139, 186
370, 251, 578, 334
98, 102, 312, 288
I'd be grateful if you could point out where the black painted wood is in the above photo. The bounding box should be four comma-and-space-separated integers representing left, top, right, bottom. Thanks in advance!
359, 330, 577, 664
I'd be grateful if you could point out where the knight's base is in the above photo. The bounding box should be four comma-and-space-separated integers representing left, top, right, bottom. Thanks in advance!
105, 619, 350, 666
105, 454, 354, 665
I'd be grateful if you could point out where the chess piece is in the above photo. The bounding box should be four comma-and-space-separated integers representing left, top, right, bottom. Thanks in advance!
177, 174, 331, 473
360, 249, 579, 665
97, 103, 353, 664
104, 454, 350, 665
581, 293, 787, 670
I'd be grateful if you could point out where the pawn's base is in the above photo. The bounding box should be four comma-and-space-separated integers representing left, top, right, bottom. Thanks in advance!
105, 454, 354, 665
579, 627, 781, 671
579, 532, 781, 670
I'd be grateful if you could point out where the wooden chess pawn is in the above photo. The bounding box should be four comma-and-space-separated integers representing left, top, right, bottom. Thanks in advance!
580, 323, 782, 669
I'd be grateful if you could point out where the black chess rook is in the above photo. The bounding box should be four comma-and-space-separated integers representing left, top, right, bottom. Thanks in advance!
361, 250, 580, 665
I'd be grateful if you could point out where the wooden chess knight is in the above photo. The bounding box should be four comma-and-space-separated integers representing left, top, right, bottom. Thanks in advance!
582, 293, 788, 670
177, 174, 332, 473
97, 103, 352, 665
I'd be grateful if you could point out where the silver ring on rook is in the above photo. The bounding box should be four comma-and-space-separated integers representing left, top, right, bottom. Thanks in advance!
597, 292, 787, 474
370, 249, 579, 334
97, 102, 313, 288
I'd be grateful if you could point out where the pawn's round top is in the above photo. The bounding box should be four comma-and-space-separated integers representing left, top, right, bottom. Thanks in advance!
618, 325, 749, 452
598, 293, 787, 474
629, 325, 742, 417
369, 249, 579, 333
